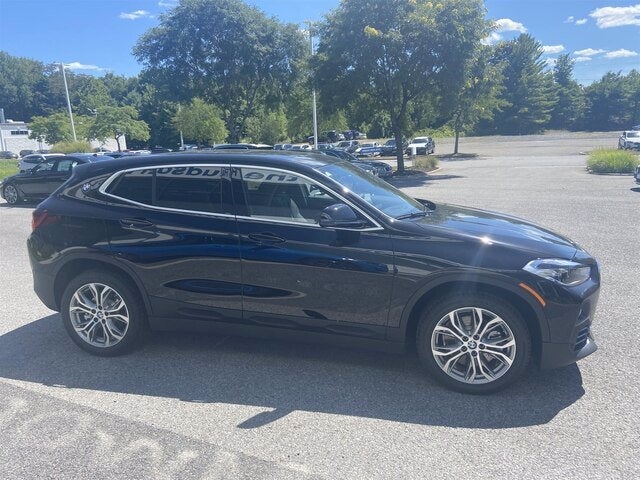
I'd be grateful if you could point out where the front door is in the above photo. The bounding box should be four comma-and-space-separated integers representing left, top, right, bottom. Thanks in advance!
232, 165, 394, 337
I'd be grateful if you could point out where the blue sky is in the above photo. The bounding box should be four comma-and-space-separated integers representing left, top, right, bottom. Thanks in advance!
0, 0, 638, 85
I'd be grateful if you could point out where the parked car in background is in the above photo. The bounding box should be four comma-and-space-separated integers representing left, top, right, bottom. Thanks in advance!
17, 153, 65, 172
618, 131, 640, 150
28, 151, 600, 393
290, 144, 312, 150
1, 154, 108, 205
321, 148, 392, 178
315, 143, 336, 150
0, 151, 18, 159
635, 164, 640, 185
19, 149, 36, 157
335, 140, 360, 152
406, 136, 436, 155
380, 139, 408, 156
274, 143, 293, 150
354, 142, 382, 157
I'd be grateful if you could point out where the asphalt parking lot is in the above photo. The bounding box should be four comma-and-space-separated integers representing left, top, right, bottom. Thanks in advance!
1, 132, 639, 479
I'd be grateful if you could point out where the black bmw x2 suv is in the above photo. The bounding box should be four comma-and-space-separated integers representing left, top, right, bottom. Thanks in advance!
27, 152, 599, 393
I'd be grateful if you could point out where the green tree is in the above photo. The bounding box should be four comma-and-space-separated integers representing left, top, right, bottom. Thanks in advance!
315, 0, 489, 172
449, 47, 506, 153
0, 52, 51, 120
28, 112, 73, 144
134, 0, 306, 143
550, 54, 584, 130
174, 98, 227, 145
583, 70, 640, 130
490, 34, 557, 135
246, 107, 288, 145
88, 106, 150, 151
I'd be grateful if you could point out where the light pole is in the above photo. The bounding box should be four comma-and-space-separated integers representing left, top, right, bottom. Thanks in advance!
59, 63, 77, 141
306, 21, 318, 150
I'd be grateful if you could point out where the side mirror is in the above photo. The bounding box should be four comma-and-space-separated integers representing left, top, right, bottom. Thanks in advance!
319, 203, 367, 229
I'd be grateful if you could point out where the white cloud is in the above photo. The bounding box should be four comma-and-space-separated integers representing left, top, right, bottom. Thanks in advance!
564, 16, 575, 23
119, 10, 152, 20
573, 48, 607, 56
574, 57, 593, 62
495, 18, 527, 33
481, 31, 503, 45
64, 62, 107, 71
575, 18, 588, 25
589, 5, 640, 28
542, 45, 565, 54
604, 48, 639, 58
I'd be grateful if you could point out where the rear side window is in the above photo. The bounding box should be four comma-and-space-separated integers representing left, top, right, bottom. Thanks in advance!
106, 170, 153, 205
105, 166, 232, 215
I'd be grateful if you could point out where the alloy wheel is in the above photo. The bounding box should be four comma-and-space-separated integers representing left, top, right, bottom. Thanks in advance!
431, 307, 516, 384
4, 185, 18, 204
69, 282, 130, 347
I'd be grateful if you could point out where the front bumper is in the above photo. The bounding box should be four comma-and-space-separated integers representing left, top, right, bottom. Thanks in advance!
539, 326, 597, 369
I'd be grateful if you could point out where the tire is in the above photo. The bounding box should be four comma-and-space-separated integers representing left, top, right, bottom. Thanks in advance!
416, 292, 531, 394
3, 184, 21, 205
60, 270, 145, 356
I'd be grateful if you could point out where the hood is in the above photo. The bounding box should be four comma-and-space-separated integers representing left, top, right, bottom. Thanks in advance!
409, 203, 579, 261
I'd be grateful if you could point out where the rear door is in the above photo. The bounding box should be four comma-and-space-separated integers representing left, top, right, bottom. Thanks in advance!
101, 163, 243, 324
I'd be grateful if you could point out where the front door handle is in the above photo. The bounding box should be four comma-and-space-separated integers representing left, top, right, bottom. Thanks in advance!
248, 232, 286, 244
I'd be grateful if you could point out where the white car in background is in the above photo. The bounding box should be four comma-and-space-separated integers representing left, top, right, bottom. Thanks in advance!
17, 153, 64, 172
618, 131, 640, 150
405, 136, 436, 155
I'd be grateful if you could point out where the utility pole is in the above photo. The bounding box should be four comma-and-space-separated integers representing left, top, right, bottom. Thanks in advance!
59, 63, 77, 141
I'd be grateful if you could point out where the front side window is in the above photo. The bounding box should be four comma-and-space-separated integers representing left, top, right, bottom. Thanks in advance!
237, 167, 344, 224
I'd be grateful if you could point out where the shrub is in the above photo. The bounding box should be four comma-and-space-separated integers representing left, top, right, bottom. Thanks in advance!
50, 141, 93, 154
587, 149, 638, 174
413, 156, 439, 170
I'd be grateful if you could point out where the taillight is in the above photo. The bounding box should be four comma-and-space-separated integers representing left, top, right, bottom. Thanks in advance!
31, 209, 59, 231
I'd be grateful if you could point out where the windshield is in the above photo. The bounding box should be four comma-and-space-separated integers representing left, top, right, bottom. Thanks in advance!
316, 161, 425, 218
627, 132, 640, 138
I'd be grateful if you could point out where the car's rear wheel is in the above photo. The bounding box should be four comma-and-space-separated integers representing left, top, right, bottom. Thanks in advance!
416, 293, 531, 394
3, 184, 20, 204
60, 271, 145, 356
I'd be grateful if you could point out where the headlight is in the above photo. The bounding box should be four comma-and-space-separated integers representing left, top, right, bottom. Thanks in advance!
523, 259, 591, 286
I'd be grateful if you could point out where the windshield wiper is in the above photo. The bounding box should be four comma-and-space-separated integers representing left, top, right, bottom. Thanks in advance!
395, 209, 428, 220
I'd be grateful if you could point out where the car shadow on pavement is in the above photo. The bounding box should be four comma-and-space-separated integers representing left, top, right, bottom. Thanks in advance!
631, 187, 640, 193
0, 315, 585, 430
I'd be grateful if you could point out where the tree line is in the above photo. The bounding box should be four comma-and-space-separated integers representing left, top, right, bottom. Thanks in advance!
0, 0, 638, 168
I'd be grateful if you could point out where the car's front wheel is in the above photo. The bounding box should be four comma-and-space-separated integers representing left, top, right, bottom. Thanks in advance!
60, 271, 145, 356
3, 184, 21, 204
417, 293, 531, 394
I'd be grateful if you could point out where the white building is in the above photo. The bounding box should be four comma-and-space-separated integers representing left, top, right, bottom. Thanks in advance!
0, 119, 123, 154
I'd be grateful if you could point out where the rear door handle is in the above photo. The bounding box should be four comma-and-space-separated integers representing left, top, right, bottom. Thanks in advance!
119, 218, 155, 230
248, 232, 286, 244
